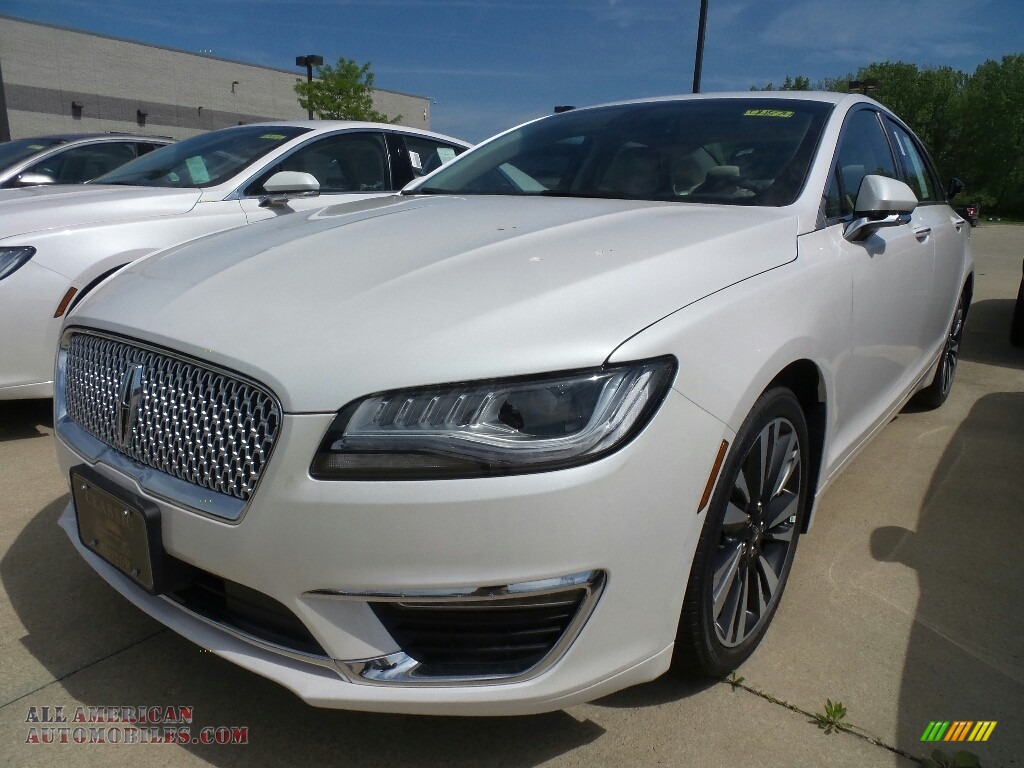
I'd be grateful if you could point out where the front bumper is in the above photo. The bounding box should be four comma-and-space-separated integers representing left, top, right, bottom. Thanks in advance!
55, 391, 730, 715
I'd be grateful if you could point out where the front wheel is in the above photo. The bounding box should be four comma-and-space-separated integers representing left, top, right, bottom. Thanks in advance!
674, 388, 810, 677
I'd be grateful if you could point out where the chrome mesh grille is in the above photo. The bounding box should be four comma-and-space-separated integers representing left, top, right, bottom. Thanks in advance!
63, 332, 281, 502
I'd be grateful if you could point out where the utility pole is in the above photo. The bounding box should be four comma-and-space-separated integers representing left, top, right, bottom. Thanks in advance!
692, 0, 709, 93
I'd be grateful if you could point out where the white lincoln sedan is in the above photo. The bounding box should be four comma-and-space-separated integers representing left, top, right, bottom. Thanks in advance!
0, 121, 468, 399
54, 92, 972, 715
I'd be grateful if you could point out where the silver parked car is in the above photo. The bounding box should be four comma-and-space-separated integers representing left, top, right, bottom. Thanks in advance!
0, 133, 173, 188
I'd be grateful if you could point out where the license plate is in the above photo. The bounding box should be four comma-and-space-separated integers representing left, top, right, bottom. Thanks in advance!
71, 466, 165, 594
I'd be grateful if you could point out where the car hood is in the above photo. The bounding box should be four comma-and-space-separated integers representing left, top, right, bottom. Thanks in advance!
0, 185, 202, 238
72, 195, 798, 412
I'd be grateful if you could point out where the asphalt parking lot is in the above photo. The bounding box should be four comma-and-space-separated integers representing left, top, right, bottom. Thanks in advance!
1, 225, 1021, 768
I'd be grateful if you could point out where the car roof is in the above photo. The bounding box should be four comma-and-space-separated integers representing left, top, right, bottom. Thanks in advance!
563, 90, 874, 114
12, 133, 174, 143
213, 121, 472, 148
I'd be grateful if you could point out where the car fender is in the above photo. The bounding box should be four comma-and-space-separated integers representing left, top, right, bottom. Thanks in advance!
607, 252, 847, 522
0, 203, 248, 283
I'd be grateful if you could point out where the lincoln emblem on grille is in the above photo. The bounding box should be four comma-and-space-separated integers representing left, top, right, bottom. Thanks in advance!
117, 363, 144, 448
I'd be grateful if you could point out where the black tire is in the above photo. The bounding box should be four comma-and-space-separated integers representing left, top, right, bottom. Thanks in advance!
673, 388, 810, 677
914, 289, 967, 409
1011, 275, 1024, 348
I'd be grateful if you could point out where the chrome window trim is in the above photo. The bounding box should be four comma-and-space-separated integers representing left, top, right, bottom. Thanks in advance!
55, 327, 282, 523
308, 570, 607, 686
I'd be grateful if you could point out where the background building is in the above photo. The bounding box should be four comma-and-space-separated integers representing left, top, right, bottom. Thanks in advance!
0, 15, 431, 141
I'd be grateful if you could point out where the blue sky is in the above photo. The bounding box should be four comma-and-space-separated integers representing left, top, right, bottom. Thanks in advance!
4, 0, 1022, 142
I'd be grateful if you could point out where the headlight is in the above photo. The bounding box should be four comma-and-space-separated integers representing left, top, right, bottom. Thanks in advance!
0, 246, 36, 281
311, 357, 676, 480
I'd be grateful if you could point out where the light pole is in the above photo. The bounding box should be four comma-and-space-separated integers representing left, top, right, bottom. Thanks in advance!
692, 0, 709, 93
295, 54, 324, 119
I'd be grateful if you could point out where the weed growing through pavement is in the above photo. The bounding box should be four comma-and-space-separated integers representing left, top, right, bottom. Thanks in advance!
813, 699, 851, 734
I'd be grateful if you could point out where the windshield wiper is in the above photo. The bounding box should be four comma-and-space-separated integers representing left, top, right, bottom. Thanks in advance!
402, 187, 449, 195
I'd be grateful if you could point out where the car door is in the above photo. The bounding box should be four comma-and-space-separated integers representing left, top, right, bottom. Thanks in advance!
824, 107, 936, 465
882, 116, 967, 350
239, 131, 393, 222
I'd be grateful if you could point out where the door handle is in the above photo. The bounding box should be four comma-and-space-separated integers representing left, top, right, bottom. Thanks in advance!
914, 226, 932, 239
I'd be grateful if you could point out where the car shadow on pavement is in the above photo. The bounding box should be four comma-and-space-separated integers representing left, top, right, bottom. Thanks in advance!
0, 399, 53, 442
959, 297, 1024, 369
871, 391, 1024, 766
591, 670, 717, 708
3, 497, 606, 766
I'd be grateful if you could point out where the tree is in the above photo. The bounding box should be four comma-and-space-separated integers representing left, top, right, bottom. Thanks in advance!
750, 74, 811, 91
959, 54, 1024, 214
294, 57, 398, 122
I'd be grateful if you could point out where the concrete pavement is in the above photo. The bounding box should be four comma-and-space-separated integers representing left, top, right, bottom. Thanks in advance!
1, 225, 1021, 767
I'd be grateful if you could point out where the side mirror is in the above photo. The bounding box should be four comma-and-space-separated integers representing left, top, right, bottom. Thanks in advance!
844, 175, 917, 242
14, 172, 57, 187
947, 177, 964, 199
260, 171, 320, 208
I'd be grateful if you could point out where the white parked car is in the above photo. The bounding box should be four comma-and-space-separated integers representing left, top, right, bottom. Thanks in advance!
0, 133, 173, 188
0, 121, 469, 399
54, 93, 972, 715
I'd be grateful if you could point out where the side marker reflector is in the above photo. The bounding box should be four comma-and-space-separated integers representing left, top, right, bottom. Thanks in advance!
698, 439, 729, 513
54, 287, 78, 318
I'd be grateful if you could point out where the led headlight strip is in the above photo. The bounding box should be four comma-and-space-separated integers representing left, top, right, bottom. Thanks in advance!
0, 246, 36, 281
311, 357, 676, 480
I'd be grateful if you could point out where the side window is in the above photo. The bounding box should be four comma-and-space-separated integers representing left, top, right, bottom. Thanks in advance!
136, 142, 164, 156
835, 110, 898, 210
884, 119, 938, 202
403, 136, 466, 178
246, 132, 389, 195
27, 142, 138, 183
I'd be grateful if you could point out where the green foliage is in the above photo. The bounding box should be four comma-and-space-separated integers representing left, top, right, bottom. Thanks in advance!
294, 56, 399, 123
725, 672, 745, 689
921, 748, 982, 767
751, 75, 810, 91
812, 699, 850, 734
753, 53, 1024, 216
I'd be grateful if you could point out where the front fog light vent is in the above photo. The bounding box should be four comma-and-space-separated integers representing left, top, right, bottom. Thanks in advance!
367, 572, 605, 678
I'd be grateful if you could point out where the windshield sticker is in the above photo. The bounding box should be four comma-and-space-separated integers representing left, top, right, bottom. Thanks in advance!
260, 133, 286, 140
185, 156, 211, 184
743, 109, 794, 118
408, 150, 422, 170
436, 147, 457, 163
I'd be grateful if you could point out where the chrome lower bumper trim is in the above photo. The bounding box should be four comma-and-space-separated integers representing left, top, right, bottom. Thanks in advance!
318, 570, 607, 686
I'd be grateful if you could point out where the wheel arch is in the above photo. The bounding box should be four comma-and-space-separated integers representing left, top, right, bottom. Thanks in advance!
763, 360, 827, 533
66, 262, 131, 315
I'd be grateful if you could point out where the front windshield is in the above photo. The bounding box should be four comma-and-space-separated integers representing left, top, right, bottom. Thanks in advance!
0, 138, 65, 169
414, 99, 832, 206
93, 125, 310, 188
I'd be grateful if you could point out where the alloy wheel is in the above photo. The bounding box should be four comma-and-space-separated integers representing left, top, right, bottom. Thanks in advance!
712, 417, 802, 647
939, 297, 964, 396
